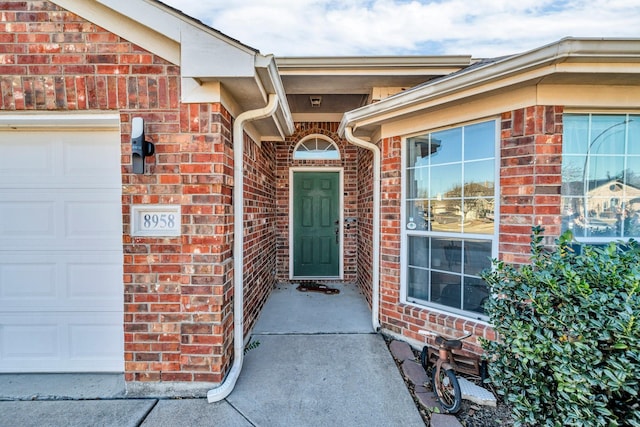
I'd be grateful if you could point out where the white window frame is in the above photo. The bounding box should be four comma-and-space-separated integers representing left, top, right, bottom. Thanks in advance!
293, 134, 340, 160
400, 118, 500, 322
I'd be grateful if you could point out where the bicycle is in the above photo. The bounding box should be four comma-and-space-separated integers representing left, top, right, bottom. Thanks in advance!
418, 330, 473, 413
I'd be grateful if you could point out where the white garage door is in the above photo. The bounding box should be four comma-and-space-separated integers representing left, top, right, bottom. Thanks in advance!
0, 123, 124, 372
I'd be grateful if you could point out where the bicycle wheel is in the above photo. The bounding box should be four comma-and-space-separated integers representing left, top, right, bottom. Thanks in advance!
420, 346, 430, 370
431, 366, 462, 413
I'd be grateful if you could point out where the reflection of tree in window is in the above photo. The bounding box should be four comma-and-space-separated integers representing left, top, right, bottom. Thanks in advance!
562, 114, 640, 239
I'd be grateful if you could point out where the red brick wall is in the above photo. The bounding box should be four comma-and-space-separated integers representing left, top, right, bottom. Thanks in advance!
274, 122, 359, 283
243, 136, 278, 335
356, 148, 374, 306
0, 1, 279, 387
377, 136, 405, 332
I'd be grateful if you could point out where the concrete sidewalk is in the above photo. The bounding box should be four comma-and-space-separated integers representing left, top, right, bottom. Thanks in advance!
1, 284, 425, 426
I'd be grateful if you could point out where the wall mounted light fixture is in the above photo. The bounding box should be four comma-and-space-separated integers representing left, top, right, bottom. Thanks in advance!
309, 96, 322, 107
131, 117, 155, 174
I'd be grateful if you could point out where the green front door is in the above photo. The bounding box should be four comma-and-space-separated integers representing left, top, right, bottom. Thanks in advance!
293, 171, 340, 277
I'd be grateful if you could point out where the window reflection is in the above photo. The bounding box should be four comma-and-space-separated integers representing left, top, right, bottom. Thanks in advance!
562, 114, 640, 239
431, 164, 462, 198
431, 199, 462, 233
464, 199, 495, 234
464, 121, 495, 160
408, 236, 430, 268
430, 129, 462, 165
464, 240, 492, 275
408, 267, 430, 301
463, 277, 489, 314
430, 272, 461, 309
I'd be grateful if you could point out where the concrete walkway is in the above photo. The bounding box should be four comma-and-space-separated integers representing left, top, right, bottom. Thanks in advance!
0, 284, 426, 426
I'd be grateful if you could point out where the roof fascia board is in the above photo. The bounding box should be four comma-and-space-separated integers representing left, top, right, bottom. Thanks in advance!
255, 55, 295, 136
276, 56, 473, 69
99, 0, 257, 55
339, 38, 640, 135
279, 68, 464, 77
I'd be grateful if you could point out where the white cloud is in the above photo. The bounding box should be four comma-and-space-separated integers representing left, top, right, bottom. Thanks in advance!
160, 0, 640, 57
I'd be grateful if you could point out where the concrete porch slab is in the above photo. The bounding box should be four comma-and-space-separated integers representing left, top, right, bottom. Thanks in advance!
0, 399, 155, 427
0, 373, 125, 400
140, 399, 252, 427
252, 283, 373, 335
228, 333, 425, 427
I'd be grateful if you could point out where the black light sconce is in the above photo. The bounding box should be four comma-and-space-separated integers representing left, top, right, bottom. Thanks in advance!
131, 117, 155, 174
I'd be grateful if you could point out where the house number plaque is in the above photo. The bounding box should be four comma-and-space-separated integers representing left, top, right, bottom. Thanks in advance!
131, 205, 181, 237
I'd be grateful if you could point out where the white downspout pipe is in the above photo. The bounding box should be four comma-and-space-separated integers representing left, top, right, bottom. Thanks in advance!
343, 127, 381, 331
207, 94, 279, 402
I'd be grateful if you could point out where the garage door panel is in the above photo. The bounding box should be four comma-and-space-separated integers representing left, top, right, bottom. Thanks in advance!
69, 323, 123, 361
1, 323, 59, 359
0, 262, 57, 300
0, 199, 55, 238
0, 190, 122, 251
63, 137, 122, 182
65, 197, 123, 241
67, 257, 123, 303
0, 126, 123, 373
0, 131, 120, 188
0, 313, 124, 372
0, 139, 54, 179
0, 252, 123, 312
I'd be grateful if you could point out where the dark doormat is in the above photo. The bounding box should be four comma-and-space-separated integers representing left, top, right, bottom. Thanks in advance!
296, 282, 340, 294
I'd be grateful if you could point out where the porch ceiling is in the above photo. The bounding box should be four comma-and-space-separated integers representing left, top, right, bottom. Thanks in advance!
276, 56, 473, 122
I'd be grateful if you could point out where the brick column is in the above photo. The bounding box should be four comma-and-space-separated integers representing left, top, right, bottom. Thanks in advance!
500, 106, 563, 264
378, 136, 404, 333
122, 104, 235, 387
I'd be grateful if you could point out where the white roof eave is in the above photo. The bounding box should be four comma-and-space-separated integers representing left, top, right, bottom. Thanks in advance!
339, 37, 640, 137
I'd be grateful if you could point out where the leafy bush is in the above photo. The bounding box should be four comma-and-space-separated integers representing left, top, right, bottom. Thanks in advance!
481, 226, 640, 426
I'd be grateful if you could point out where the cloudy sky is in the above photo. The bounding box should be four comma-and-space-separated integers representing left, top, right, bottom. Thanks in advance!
160, 0, 639, 58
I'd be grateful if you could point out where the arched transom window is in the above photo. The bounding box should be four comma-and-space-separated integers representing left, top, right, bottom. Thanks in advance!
293, 135, 340, 160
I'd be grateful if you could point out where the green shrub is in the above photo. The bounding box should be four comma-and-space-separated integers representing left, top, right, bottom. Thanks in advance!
481, 226, 640, 426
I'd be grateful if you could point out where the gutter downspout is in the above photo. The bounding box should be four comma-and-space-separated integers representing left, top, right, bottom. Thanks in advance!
343, 127, 381, 331
207, 93, 279, 403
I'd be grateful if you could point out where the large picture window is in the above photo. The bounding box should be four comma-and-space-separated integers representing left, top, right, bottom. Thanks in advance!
562, 114, 640, 241
404, 120, 497, 319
